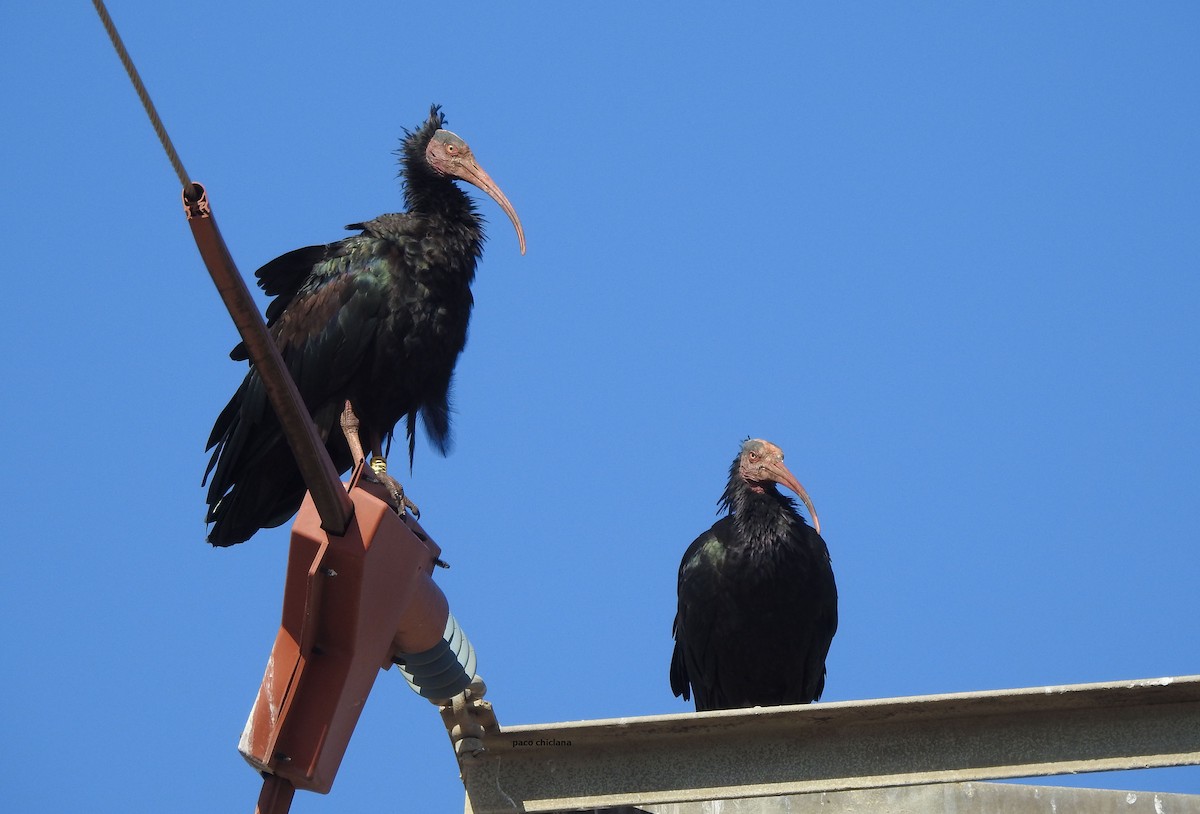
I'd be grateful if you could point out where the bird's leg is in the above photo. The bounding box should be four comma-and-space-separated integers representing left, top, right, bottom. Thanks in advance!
340, 400, 367, 468
348, 416, 419, 520
340, 400, 420, 518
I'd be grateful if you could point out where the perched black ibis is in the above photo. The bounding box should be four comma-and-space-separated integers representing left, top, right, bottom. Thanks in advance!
203, 105, 525, 546
670, 439, 838, 711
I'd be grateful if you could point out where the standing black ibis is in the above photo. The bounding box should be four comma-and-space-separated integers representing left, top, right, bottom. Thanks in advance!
203, 105, 525, 546
670, 439, 838, 711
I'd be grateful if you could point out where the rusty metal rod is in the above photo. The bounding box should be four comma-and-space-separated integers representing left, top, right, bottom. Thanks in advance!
185, 183, 354, 537
254, 775, 296, 814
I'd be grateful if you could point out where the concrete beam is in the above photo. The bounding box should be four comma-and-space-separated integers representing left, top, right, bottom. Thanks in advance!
637, 781, 1200, 814
457, 675, 1200, 813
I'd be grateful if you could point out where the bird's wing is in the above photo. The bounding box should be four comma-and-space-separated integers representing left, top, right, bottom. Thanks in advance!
205, 236, 402, 490
275, 248, 389, 392
228, 214, 422, 361
670, 519, 732, 707
229, 245, 331, 361
258, 245, 332, 318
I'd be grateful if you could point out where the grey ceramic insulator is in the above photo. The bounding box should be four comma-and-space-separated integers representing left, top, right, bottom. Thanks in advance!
393, 612, 477, 701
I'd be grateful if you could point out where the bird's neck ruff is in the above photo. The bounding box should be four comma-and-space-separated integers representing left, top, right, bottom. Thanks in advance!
721, 482, 801, 553
398, 107, 482, 229
402, 157, 481, 225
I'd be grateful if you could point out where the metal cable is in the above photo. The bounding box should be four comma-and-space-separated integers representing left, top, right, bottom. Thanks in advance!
91, 0, 191, 189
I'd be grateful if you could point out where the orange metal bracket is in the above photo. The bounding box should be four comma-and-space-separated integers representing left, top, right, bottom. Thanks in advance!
240, 477, 452, 807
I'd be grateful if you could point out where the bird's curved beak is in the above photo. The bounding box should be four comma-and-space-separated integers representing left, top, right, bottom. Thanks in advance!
764, 460, 821, 535
454, 160, 527, 256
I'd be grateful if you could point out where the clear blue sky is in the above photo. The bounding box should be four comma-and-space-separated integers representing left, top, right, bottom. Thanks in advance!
2, 2, 1198, 811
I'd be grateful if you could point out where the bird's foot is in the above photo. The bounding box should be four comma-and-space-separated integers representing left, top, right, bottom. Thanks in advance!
368, 457, 421, 519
